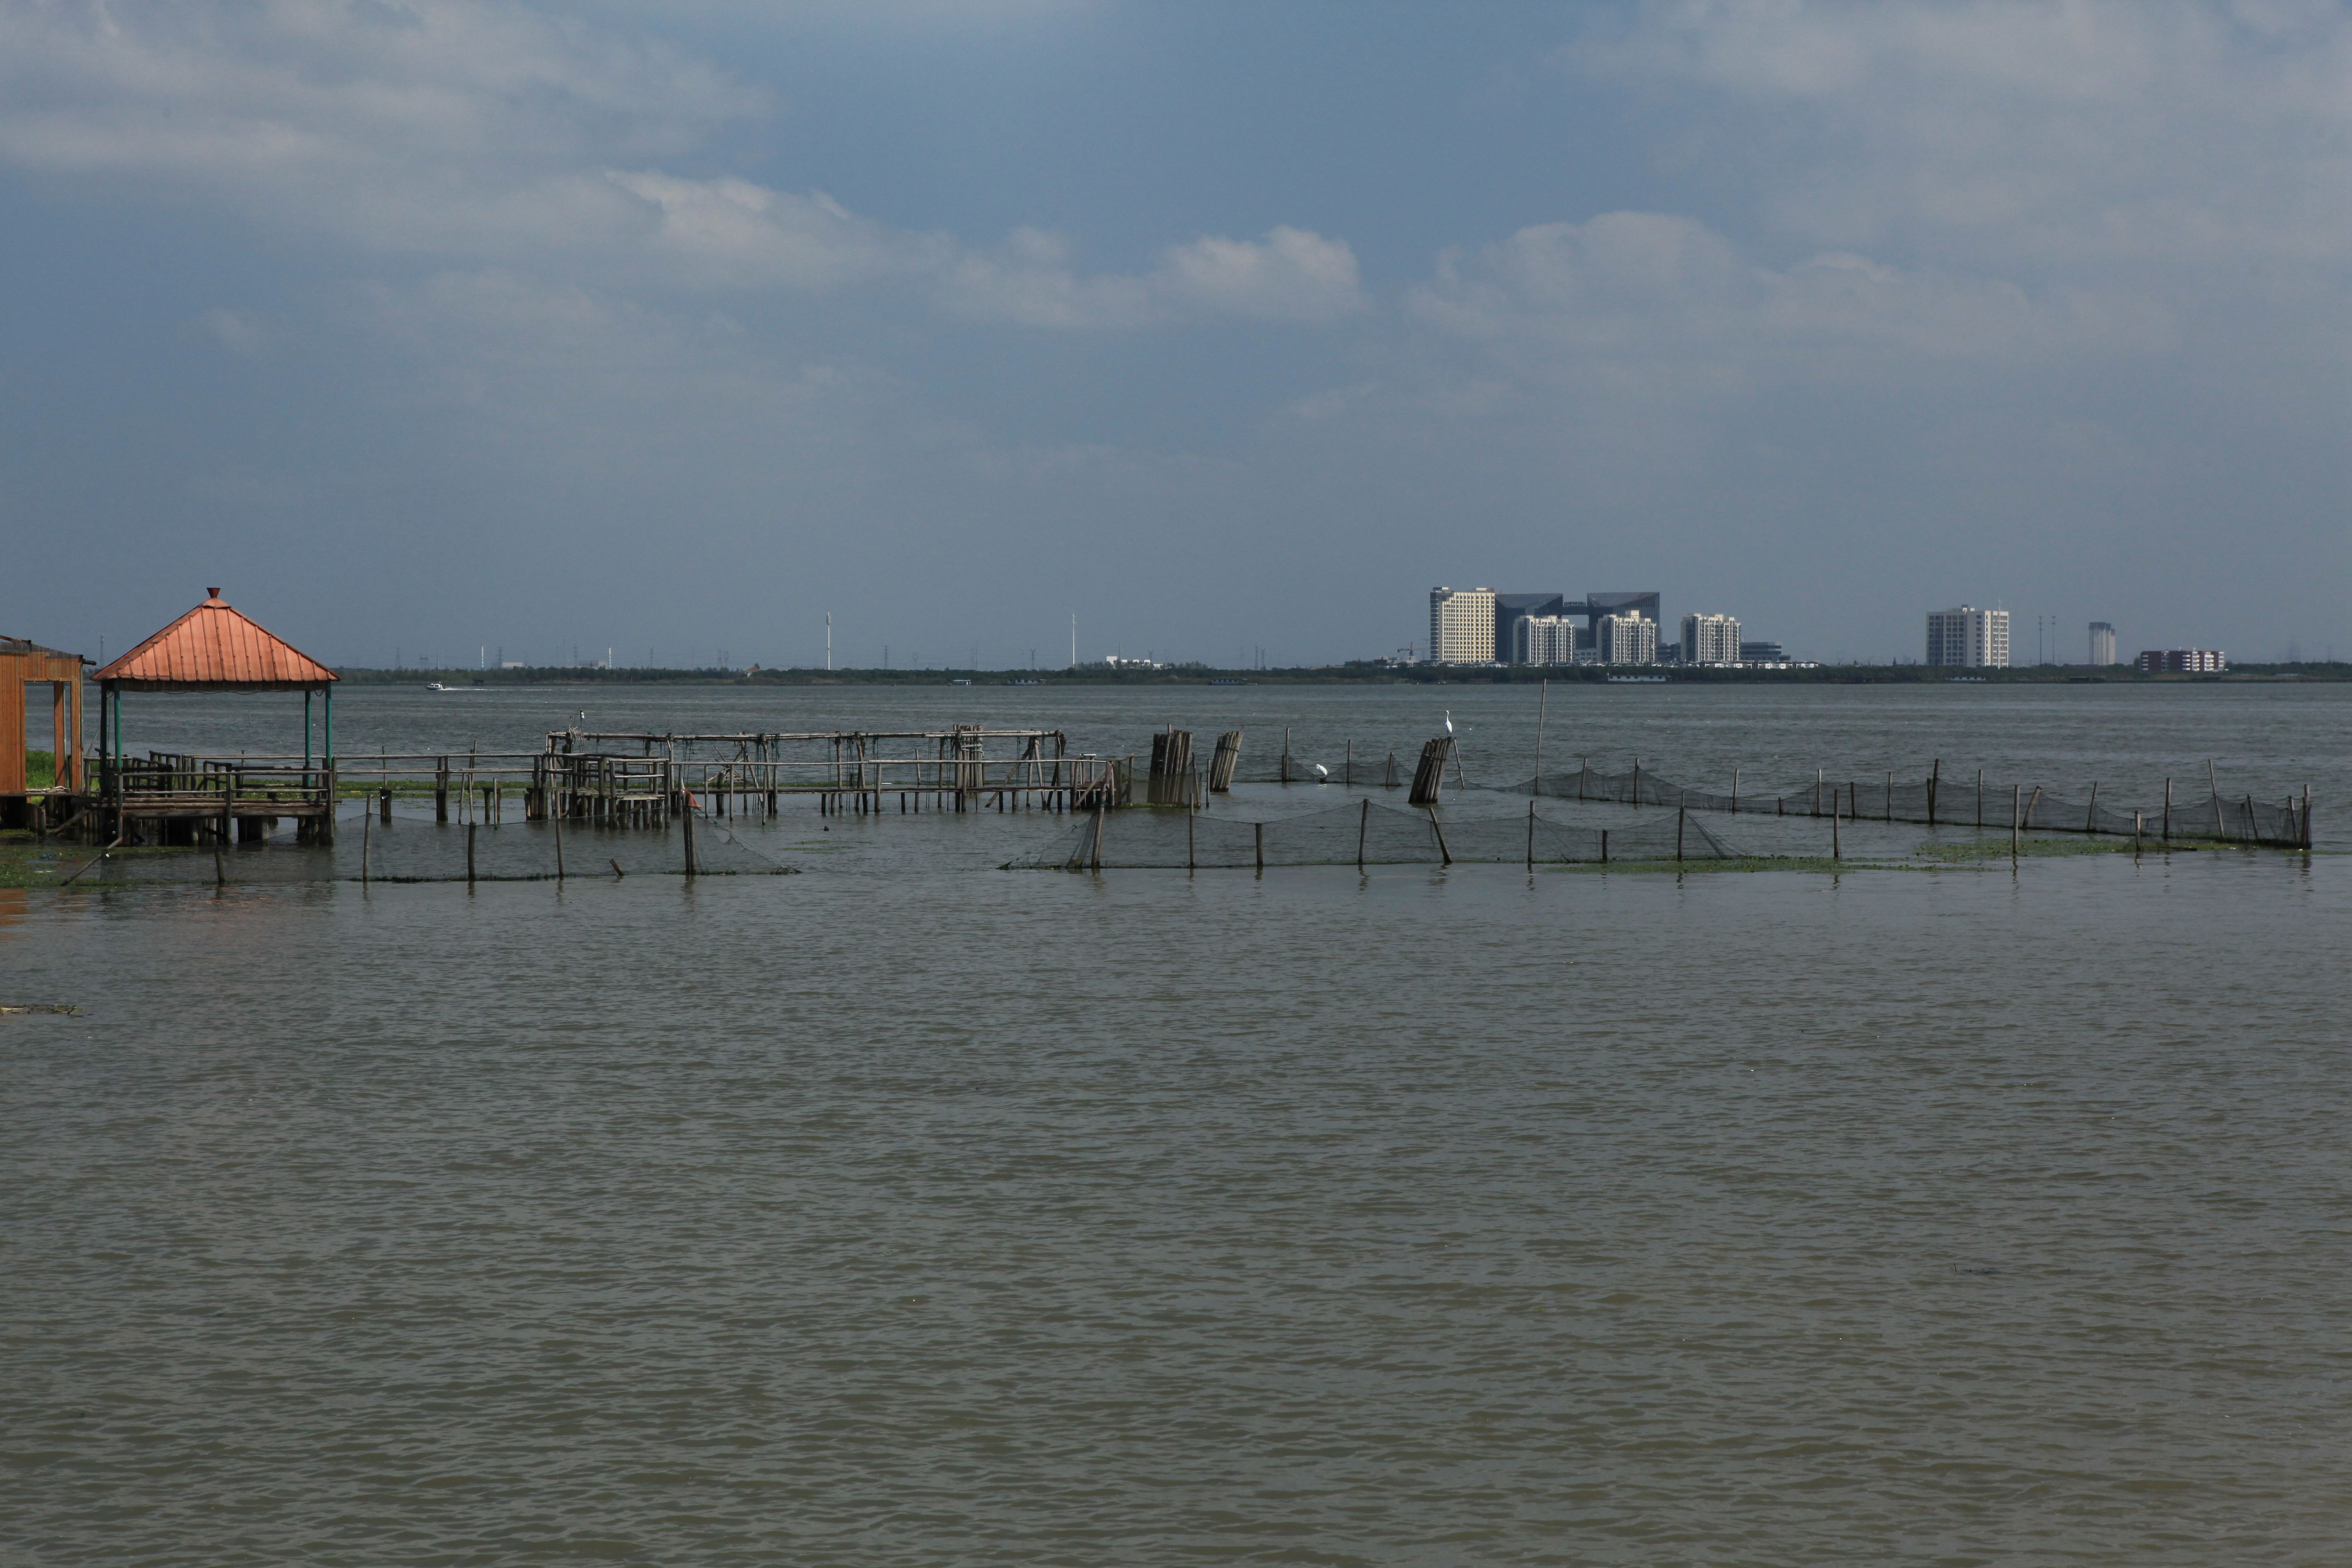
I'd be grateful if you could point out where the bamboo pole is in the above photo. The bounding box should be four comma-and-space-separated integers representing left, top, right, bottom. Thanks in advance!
1533, 678, 1548, 796
1358, 797, 1369, 869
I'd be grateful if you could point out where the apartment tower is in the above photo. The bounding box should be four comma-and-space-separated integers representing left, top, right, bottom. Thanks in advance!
1926, 606, 2011, 668
1681, 613, 1741, 665
1429, 587, 1498, 664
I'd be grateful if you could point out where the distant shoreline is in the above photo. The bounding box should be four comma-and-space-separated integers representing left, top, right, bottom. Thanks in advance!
319, 663, 2351, 688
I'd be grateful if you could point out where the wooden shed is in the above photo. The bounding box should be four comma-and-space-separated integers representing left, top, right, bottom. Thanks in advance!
2, 636, 87, 822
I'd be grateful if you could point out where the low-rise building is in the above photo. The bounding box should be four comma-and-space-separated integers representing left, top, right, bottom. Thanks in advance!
2135, 648, 2226, 673
1738, 640, 1785, 663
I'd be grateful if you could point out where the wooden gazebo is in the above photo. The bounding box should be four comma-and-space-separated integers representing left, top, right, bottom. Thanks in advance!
1, 635, 87, 829
92, 588, 339, 845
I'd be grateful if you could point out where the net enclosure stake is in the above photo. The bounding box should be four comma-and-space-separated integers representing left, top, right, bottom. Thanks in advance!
1358, 797, 1369, 869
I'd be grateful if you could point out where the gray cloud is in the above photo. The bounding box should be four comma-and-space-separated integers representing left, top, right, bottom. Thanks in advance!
1, 0, 2343, 665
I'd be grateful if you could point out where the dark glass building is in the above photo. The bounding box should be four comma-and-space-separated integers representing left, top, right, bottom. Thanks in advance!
1493, 592, 1662, 663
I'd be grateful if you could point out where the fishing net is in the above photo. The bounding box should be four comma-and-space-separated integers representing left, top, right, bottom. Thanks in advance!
1003, 800, 1734, 870
1489, 765, 2311, 849
44, 810, 793, 886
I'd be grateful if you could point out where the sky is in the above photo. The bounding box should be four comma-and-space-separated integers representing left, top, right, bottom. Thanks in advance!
2, 0, 2346, 669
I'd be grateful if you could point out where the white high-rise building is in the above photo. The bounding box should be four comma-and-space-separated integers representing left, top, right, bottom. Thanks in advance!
1681, 612, 1741, 665
2089, 622, 2117, 666
1513, 614, 1576, 666
1596, 613, 1657, 665
1429, 587, 1497, 664
1926, 606, 2010, 668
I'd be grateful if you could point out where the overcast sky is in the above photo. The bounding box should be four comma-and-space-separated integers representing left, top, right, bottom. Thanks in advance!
3, 0, 2345, 668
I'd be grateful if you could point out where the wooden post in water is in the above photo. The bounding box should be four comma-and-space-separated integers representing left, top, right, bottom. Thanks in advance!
682, 797, 697, 877
1976, 768, 1984, 828
2304, 785, 2314, 851
2162, 776, 2171, 841
466, 823, 476, 886
1186, 807, 1194, 872
2133, 810, 2142, 856
1533, 679, 1548, 795
1528, 799, 1537, 868
360, 810, 370, 886
1832, 792, 1841, 860
1928, 758, 1940, 825
1358, 797, 1369, 869
1731, 768, 1739, 815
553, 807, 565, 882
2086, 781, 2099, 834
1676, 805, 1685, 861
1428, 809, 1451, 866
1600, 828, 1609, 864
2012, 784, 2021, 859
1254, 820, 1264, 873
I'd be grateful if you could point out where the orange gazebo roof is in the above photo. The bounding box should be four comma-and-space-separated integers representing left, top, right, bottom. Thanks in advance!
94, 589, 338, 691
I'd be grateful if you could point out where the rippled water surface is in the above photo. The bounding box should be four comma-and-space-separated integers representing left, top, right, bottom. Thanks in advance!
5, 685, 2348, 1564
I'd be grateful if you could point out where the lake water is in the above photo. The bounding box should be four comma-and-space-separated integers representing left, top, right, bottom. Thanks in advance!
5, 683, 2347, 1564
